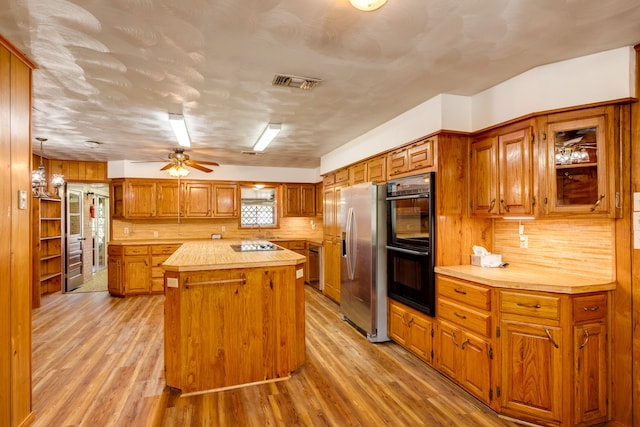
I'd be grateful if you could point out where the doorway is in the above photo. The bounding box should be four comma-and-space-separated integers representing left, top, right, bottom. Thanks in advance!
64, 183, 110, 292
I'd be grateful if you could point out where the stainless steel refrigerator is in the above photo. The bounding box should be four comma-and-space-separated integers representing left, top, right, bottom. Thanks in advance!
339, 182, 389, 342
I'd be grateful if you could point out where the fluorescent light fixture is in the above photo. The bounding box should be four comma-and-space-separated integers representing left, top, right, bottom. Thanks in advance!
169, 113, 191, 147
253, 123, 281, 152
349, 0, 387, 11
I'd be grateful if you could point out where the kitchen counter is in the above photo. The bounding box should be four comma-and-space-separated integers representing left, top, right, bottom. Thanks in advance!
434, 264, 616, 294
162, 240, 306, 394
162, 240, 306, 272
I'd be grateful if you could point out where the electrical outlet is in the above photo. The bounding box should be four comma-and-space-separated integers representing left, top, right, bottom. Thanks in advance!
153, 231, 158, 238
221, 225, 226, 233
519, 235, 528, 249
124, 227, 129, 235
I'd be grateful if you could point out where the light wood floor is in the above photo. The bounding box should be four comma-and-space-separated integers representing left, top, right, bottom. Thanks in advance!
32, 287, 518, 427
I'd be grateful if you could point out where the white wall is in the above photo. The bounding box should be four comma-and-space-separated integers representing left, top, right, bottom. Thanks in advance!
321, 46, 636, 174
108, 160, 322, 183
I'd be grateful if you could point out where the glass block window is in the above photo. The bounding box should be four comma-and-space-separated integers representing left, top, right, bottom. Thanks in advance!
241, 205, 276, 226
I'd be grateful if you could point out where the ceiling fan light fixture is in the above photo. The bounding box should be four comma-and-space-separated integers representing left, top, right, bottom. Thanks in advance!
167, 164, 190, 177
168, 113, 191, 147
349, 0, 387, 11
253, 123, 281, 152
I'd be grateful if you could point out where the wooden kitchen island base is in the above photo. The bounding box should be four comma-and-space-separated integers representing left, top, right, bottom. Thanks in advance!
163, 241, 306, 394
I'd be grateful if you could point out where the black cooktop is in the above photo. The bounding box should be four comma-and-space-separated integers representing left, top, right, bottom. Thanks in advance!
230, 242, 283, 252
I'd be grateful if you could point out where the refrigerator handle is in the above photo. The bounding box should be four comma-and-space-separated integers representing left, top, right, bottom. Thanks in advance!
346, 207, 356, 280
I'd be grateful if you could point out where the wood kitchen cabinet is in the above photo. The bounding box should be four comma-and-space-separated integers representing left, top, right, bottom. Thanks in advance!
156, 181, 182, 217
388, 299, 435, 365
350, 155, 387, 185
470, 121, 534, 217
150, 244, 181, 293
184, 182, 212, 217
435, 275, 496, 408
32, 197, 64, 305
541, 105, 620, 217
212, 183, 238, 217
387, 137, 434, 179
498, 289, 609, 426
126, 180, 157, 218
107, 245, 124, 296
322, 182, 342, 303
282, 184, 316, 217
122, 245, 151, 294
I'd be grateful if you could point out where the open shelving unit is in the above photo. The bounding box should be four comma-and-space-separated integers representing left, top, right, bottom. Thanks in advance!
32, 197, 63, 307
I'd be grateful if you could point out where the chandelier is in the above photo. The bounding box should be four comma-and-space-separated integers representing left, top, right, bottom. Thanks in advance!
32, 137, 65, 197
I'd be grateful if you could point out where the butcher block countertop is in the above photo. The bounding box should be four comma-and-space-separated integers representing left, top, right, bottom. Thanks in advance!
435, 264, 616, 294
162, 240, 306, 272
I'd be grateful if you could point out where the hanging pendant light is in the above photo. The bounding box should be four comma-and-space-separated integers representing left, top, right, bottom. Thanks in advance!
32, 137, 65, 197
349, 0, 387, 11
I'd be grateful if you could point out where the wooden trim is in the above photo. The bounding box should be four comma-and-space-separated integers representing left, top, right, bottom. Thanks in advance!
0, 34, 37, 69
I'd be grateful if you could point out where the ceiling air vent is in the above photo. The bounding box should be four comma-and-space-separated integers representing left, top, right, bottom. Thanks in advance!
272, 74, 322, 91
241, 151, 264, 156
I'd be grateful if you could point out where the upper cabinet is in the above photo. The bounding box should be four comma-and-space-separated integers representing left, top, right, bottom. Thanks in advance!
350, 155, 387, 185
470, 121, 534, 217
111, 178, 239, 219
541, 106, 619, 217
282, 183, 316, 217
469, 104, 623, 219
387, 137, 434, 179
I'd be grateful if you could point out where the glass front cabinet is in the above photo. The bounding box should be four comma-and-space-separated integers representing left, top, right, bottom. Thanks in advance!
541, 106, 621, 217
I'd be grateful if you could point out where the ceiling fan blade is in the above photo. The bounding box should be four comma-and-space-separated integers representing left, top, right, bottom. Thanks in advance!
185, 161, 213, 173
191, 160, 220, 166
160, 163, 174, 171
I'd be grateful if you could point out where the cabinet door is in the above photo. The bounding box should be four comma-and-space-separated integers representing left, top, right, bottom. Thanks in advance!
151, 255, 169, 293
107, 256, 123, 296
407, 312, 433, 363
366, 156, 386, 183
283, 184, 301, 217
126, 181, 156, 218
322, 240, 341, 303
315, 182, 323, 216
123, 256, 150, 294
300, 184, 316, 216
350, 162, 366, 185
574, 323, 608, 425
323, 187, 336, 239
156, 181, 182, 217
388, 301, 408, 346
500, 321, 563, 423
498, 128, 532, 215
407, 138, 434, 172
213, 184, 238, 217
436, 320, 460, 379
470, 136, 498, 216
185, 182, 212, 217
111, 181, 125, 218
387, 148, 408, 178
546, 112, 609, 215
459, 331, 492, 404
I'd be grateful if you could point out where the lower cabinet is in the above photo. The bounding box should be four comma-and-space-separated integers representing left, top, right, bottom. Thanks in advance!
388, 299, 434, 364
434, 275, 496, 408
108, 243, 180, 296
322, 239, 341, 303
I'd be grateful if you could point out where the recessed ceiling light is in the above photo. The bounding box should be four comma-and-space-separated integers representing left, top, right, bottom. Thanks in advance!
349, 0, 387, 11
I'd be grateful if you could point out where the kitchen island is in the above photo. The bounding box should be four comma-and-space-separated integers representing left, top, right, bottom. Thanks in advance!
162, 240, 306, 394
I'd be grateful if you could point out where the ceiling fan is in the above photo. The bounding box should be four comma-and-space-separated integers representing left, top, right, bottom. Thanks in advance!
158, 148, 220, 175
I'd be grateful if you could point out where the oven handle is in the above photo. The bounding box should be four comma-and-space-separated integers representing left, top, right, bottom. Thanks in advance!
386, 194, 430, 201
386, 245, 430, 256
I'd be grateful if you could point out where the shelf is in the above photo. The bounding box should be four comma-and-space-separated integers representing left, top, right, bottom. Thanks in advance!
41, 217, 62, 221
40, 254, 62, 261
41, 235, 62, 241
40, 272, 62, 281
555, 162, 597, 169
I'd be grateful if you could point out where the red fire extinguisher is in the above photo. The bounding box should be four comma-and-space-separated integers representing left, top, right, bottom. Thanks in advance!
90, 204, 95, 218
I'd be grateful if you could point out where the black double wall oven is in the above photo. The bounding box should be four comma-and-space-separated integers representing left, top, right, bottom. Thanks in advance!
386, 172, 436, 316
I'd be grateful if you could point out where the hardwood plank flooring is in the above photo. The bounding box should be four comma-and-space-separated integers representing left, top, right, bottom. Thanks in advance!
32, 287, 518, 426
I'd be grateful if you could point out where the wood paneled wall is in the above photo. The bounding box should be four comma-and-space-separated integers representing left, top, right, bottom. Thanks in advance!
0, 35, 36, 427
31, 155, 108, 195
111, 216, 324, 241
494, 218, 615, 280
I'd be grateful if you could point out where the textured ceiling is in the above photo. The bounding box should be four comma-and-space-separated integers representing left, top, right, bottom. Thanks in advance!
1, 0, 640, 169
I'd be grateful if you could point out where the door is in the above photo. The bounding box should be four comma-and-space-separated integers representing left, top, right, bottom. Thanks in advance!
93, 194, 109, 272
66, 189, 83, 291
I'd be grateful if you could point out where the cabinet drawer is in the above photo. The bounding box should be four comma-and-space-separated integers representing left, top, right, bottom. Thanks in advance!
500, 291, 560, 320
151, 244, 181, 255
108, 245, 122, 256
124, 245, 149, 255
438, 298, 491, 338
288, 241, 306, 250
573, 293, 607, 323
437, 276, 490, 311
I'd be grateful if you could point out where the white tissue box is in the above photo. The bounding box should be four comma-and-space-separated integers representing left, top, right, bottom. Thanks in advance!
471, 253, 502, 267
